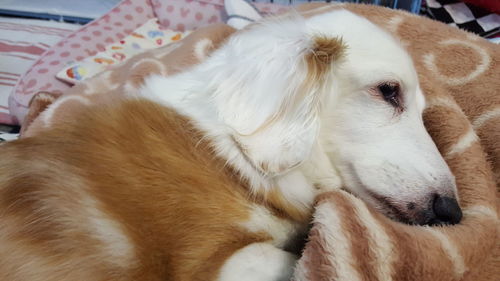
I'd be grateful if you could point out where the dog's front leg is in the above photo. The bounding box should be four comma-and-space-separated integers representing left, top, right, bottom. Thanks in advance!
216, 243, 297, 281
301, 142, 342, 193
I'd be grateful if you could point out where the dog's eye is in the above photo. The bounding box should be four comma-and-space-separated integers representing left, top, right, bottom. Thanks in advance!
378, 83, 400, 107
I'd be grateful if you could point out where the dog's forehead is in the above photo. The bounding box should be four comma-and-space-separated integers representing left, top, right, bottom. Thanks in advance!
307, 10, 418, 87
346, 55, 416, 87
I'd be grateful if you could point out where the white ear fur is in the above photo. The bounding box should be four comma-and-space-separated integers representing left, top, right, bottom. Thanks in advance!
208, 18, 346, 176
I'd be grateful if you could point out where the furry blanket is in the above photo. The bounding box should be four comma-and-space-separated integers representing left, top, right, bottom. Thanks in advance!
21, 4, 499, 281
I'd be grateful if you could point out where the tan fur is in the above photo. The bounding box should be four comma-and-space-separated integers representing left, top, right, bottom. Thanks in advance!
0, 99, 297, 281
300, 35, 345, 109
21, 91, 61, 136
264, 187, 312, 223
308, 36, 346, 73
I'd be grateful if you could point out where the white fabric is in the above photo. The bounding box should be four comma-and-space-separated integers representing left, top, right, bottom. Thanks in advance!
426, 0, 442, 9
0, 132, 19, 142
444, 2, 475, 24
0, 0, 120, 20
0, 17, 78, 122
225, 0, 262, 29
477, 14, 500, 32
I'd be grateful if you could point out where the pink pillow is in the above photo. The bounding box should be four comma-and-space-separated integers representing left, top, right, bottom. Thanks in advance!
9, 0, 155, 125
0, 18, 76, 125
151, 0, 289, 31
9, 0, 288, 126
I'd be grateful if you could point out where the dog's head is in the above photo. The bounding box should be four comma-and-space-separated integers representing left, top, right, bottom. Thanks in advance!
205, 9, 461, 225
308, 10, 461, 225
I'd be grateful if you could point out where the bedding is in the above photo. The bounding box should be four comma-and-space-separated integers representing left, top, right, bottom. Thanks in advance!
0, 124, 19, 142
0, 0, 120, 24
8, 0, 156, 126
151, 0, 288, 30
424, 0, 500, 38
0, 16, 78, 125
20, 3, 500, 281
460, 0, 500, 14
7, 0, 290, 126
0, 132, 18, 142
7, 0, 497, 125
56, 18, 190, 84
251, 0, 423, 13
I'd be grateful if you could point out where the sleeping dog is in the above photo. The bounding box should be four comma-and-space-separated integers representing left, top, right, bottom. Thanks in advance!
0, 9, 461, 281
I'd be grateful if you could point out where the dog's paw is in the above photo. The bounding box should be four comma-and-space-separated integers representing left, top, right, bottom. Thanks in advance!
217, 243, 296, 281
301, 143, 343, 193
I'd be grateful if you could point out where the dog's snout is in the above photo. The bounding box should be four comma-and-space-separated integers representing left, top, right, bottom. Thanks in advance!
430, 194, 462, 225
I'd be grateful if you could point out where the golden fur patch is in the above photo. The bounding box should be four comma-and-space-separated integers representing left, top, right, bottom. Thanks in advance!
1, 99, 304, 280
308, 35, 346, 74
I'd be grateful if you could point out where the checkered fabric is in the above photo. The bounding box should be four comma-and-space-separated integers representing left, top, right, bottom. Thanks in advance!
251, 0, 423, 13
0, 124, 19, 142
425, 0, 500, 37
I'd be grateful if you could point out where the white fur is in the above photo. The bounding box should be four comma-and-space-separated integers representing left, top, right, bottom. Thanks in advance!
216, 243, 297, 281
81, 195, 135, 267
141, 15, 325, 191
275, 170, 317, 215
42, 95, 91, 128
307, 11, 459, 222
193, 38, 213, 60
139, 9, 458, 224
240, 205, 303, 249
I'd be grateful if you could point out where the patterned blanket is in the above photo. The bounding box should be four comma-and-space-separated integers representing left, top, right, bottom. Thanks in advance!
21, 4, 499, 281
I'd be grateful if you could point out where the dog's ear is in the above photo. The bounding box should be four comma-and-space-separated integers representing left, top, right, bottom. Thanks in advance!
305, 35, 346, 84
221, 33, 346, 177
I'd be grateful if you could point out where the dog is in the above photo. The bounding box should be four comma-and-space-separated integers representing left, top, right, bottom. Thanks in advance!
0, 9, 461, 281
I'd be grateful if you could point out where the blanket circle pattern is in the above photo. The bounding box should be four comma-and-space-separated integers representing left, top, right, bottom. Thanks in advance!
22, 4, 499, 281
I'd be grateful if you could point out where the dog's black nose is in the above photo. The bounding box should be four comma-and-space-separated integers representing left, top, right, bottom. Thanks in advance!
432, 195, 462, 225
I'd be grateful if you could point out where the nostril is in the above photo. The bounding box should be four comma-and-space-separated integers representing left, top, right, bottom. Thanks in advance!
432, 195, 462, 225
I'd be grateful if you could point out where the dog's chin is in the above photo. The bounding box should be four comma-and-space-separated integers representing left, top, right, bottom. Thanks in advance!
341, 187, 431, 226
370, 201, 414, 225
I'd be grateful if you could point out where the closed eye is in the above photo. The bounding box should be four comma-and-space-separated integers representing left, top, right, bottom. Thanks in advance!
377, 82, 403, 111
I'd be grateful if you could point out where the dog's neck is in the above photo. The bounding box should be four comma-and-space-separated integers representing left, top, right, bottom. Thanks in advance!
140, 72, 269, 188
139, 69, 340, 222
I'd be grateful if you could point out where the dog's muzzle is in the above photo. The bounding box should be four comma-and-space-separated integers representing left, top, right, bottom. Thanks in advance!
428, 194, 462, 225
